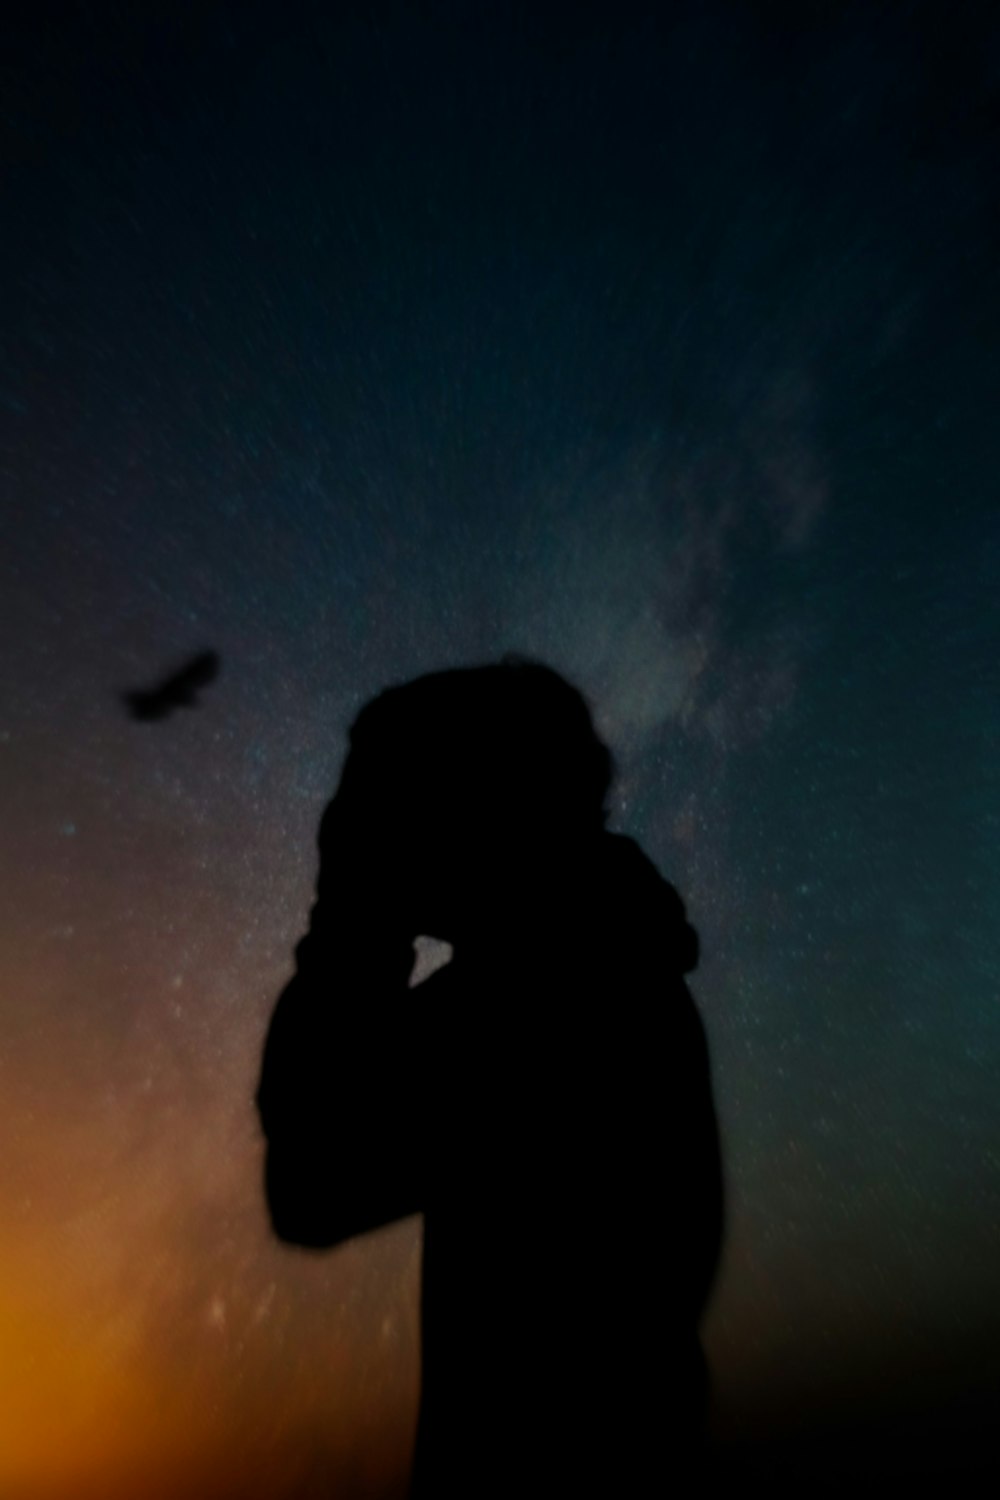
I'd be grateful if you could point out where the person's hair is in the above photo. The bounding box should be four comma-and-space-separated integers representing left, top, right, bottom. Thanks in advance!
348, 654, 614, 837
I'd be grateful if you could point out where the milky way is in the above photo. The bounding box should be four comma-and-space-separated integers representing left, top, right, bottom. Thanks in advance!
1, 3, 998, 1492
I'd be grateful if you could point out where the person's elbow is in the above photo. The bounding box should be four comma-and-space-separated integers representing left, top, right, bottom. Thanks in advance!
263, 1144, 340, 1249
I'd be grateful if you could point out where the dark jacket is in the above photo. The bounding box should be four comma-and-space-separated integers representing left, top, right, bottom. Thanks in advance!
257, 829, 723, 1495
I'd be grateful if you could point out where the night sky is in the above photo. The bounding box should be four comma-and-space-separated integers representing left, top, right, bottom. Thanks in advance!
2, 2, 999, 1494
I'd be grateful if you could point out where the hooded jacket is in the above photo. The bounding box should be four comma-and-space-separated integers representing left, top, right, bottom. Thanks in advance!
258, 827, 723, 1494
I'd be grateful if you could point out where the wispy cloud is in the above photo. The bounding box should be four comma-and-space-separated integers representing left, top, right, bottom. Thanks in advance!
506, 368, 827, 753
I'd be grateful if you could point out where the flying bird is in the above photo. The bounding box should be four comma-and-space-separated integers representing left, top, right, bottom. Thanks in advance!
123, 650, 221, 721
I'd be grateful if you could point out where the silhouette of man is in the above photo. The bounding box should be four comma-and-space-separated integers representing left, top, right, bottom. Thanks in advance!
256, 656, 723, 1495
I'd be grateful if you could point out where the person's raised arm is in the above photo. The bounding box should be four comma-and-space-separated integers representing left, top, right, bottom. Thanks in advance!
256, 778, 425, 1248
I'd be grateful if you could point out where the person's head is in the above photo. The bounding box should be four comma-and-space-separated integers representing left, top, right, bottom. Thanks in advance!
333, 655, 614, 938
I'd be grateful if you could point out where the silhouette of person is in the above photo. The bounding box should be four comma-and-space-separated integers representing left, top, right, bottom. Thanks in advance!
256, 656, 723, 1495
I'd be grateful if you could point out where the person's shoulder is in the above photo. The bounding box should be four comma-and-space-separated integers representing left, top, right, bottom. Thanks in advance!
592, 833, 699, 974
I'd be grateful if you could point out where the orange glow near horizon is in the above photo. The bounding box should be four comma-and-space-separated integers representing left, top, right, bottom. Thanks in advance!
0, 1194, 419, 1500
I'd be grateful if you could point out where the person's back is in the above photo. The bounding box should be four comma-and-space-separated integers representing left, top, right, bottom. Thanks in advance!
406, 830, 720, 1494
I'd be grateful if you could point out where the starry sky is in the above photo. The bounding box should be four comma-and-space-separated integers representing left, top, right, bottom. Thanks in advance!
2, 1, 999, 1493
